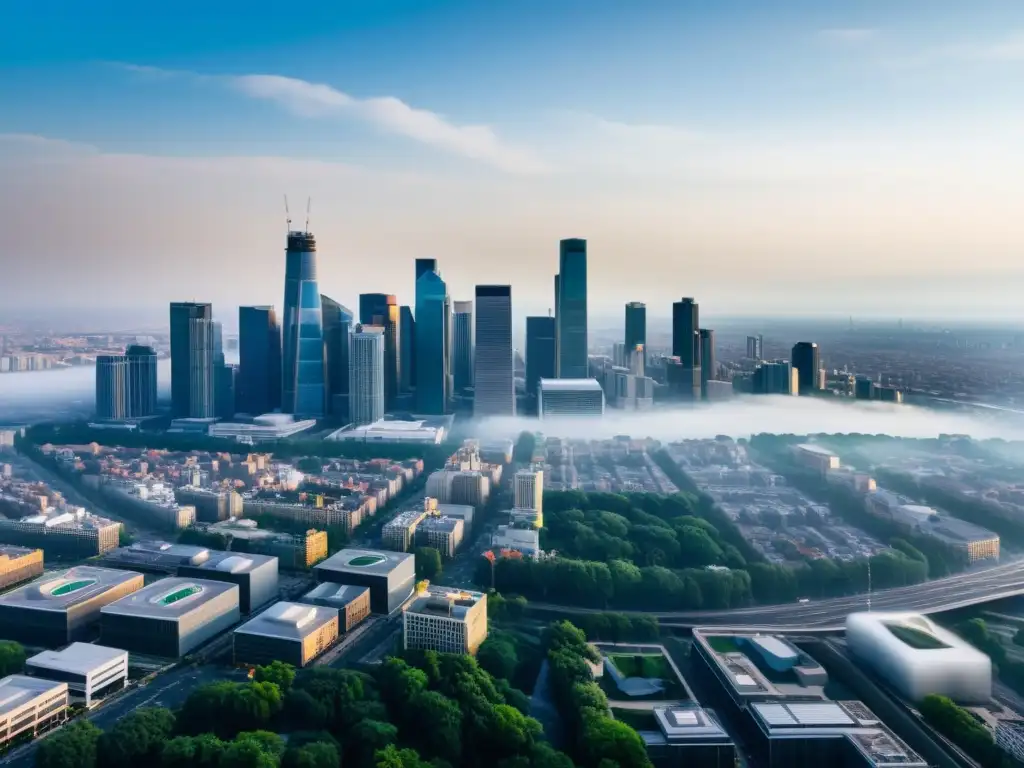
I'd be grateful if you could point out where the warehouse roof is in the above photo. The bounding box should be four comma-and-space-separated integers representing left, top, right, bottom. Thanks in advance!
26, 643, 126, 675
0, 676, 67, 717
234, 601, 338, 641
303, 583, 370, 609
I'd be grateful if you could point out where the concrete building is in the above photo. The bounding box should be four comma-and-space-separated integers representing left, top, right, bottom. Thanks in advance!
865, 492, 1000, 563
233, 601, 339, 668
846, 612, 992, 704
513, 467, 543, 526
490, 525, 540, 557
349, 325, 386, 427
538, 378, 605, 418
793, 444, 841, 474
325, 416, 451, 445
174, 488, 243, 523
0, 566, 144, 647
0, 511, 120, 558
425, 469, 491, 507
404, 586, 487, 655
0, 676, 68, 748
206, 519, 328, 570
0, 546, 43, 590
314, 548, 415, 614
473, 285, 515, 417
416, 515, 464, 558
101, 541, 211, 573
177, 551, 279, 613
302, 583, 371, 632
453, 299, 473, 393
25, 643, 128, 705
101, 577, 241, 657
207, 414, 318, 443
382, 509, 427, 552
100, 480, 195, 530
642, 705, 735, 768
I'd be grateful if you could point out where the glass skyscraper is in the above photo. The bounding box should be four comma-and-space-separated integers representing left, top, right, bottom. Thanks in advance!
625, 302, 646, 363
473, 286, 514, 417
400, 305, 415, 393
672, 297, 701, 401
238, 306, 282, 416
282, 231, 325, 417
415, 259, 450, 414
556, 238, 588, 378
699, 328, 716, 399
322, 296, 354, 421
170, 302, 215, 418
95, 356, 128, 421
791, 341, 821, 395
125, 345, 157, 418
349, 325, 385, 426
453, 300, 473, 393
526, 316, 556, 405
359, 293, 400, 409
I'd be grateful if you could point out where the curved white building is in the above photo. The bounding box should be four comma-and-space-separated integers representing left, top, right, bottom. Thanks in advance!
846, 612, 992, 704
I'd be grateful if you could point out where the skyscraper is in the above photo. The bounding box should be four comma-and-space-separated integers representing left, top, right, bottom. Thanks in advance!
211, 321, 235, 419
671, 298, 701, 401
453, 300, 473, 393
556, 239, 588, 378
349, 325, 385, 426
359, 293, 400, 409
400, 305, 415, 393
791, 342, 821, 395
415, 260, 450, 414
699, 328, 716, 399
553, 273, 560, 372
170, 302, 215, 419
625, 302, 646, 363
746, 335, 763, 360
322, 296, 354, 420
473, 286, 514, 418
282, 231, 325, 418
238, 306, 282, 416
754, 360, 798, 395
124, 345, 158, 418
526, 316, 556, 406
95, 356, 128, 421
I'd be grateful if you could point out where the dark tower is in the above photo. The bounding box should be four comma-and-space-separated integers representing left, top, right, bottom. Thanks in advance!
671, 298, 701, 401
791, 342, 821, 395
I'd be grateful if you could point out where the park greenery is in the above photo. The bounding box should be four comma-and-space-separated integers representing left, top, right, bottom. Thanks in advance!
954, 617, 1024, 701
0, 640, 26, 677
919, 694, 1011, 768
414, 547, 443, 580
35, 648, 588, 768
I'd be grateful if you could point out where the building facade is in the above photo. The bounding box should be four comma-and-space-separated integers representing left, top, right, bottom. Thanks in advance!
25, 644, 128, 706
359, 294, 401, 409
625, 302, 646, 363
539, 378, 605, 418
556, 238, 588, 378
233, 601, 339, 668
791, 342, 821, 395
238, 306, 282, 416
399, 305, 415, 393
403, 587, 487, 655
473, 285, 515, 418
671, 298, 701, 401
415, 260, 451, 414
699, 328, 716, 399
321, 296, 354, 420
525, 316, 556, 408
0, 677, 68, 748
170, 302, 215, 419
349, 325, 386, 426
453, 300, 473, 393
95, 355, 129, 421
282, 231, 325, 417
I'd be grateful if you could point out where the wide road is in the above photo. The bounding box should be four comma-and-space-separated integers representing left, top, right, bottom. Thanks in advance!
527, 559, 1024, 631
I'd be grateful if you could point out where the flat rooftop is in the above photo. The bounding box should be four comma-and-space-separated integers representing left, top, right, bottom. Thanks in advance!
0, 675, 67, 717
27, 643, 126, 675
539, 378, 603, 392
180, 550, 277, 574
796, 444, 837, 457
0, 545, 40, 558
101, 577, 238, 620
104, 541, 211, 568
303, 583, 370, 608
648, 705, 731, 744
316, 548, 413, 577
0, 567, 142, 612
406, 588, 485, 620
234, 601, 337, 641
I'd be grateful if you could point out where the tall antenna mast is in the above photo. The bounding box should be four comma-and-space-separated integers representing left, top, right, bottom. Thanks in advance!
284, 195, 292, 232
305, 198, 312, 233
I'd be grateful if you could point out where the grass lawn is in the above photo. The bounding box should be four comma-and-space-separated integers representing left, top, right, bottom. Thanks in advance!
884, 622, 949, 650
610, 707, 658, 731
608, 653, 673, 680
705, 635, 742, 654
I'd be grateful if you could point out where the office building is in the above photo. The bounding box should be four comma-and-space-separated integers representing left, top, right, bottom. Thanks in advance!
539, 378, 605, 418
746, 335, 763, 360
415, 259, 450, 414
0, 676, 68, 748
417, 515, 464, 558
399, 305, 415, 393
211, 323, 235, 419
233, 601, 339, 668
791, 342, 821, 395
382, 508, 427, 552
638, 705, 735, 768
320, 296, 353, 421
101, 578, 240, 657
100, 480, 196, 530
0, 547, 43, 590
403, 586, 487, 655
526, 316, 556, 408
101, 541, 209, 574
25, 644, 128, 705
453, 300, 473, 393
176, 551, 279, 614
624, 302, 646, 364
359, 294, 401, 409
173, 489, 242, 524
556, 238, 588, 378
671, 298, 701, 401
302, 583, 371, 632
425, 469, 491, 507
170, 302, 215, 419
95, 356, 128, 420
490, 525, 539, 557
125, 344, 158, 418
513, 467, 543, 521
0, 511, 120, 557
793, 444, 841, 474
326, 415, 450, 445
855, 377, 874, 400
699, 328, 716, 399
0, 566, 144, 647
473, 285, 515, 418
846, 612, 992, 703
282, 230, 325, 417
753, 361, 798, 395
208, 414, 317, 443
314, 548, 415, 614
237, 306, 282, 416
206, 519, 328, 570
349, 325, 386, 426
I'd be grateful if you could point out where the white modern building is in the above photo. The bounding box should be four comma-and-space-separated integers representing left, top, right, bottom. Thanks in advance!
514, 467, 543, 513
208, 414, 317, 443
349, 325, 386, 426
325, 417, 448, 445
846, 612, 992, 703
538, 378, 605, 418
403, 586, 488, 655
491, 525, 540, 557
473, 285, 515, 418
0, 676, 68, 748
25, 643, 128, 705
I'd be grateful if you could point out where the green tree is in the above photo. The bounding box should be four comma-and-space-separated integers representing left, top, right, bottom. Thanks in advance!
97, 707, 176, 768
406, 690, 462, 764
161, 734, 226, 768
374, 745, 430, 768
177, 681, 283, 739
36, 720, 101, 768
118, 526, 134, 546
0, 640, 26, 676
477, 636, 519, 681
415, 547, 443, 581
296, 457, 325, 474
347, 720, 399, 768
220, 739, 280, 768
255, 661, 296, 692
281, 742, 341, 768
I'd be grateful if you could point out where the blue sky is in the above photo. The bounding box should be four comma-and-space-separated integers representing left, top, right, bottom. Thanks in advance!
3, 1, 1024, 320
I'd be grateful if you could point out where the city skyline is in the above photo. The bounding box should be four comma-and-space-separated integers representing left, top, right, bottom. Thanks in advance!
4, 1, 1024, 318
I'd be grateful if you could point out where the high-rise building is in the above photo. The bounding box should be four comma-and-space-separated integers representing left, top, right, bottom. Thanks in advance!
349, 325, 386, 426
210, 321, 235, 419
538, 378, 605, 418
415, 259, 450, 414
526, 316, 556, 403
473, 286, 514, 418
699, 328, 716, 400
513, 467, 544, 528
238, 306, 282, 416
359, 294, 400, 409
671, 298, 701, 401
625, 302, 646, 363
553, 274, 561, 370
556, 239, 588, 378
453, 300, 474, 393
791, 342, 821, 395
169, 302, 215, 419
400, 305, 415, 393
124, 345, 158, 418
322, 296, 354, 421
95, 356, 128, 421
746, 335, 763, 360
282, 231, 325, 418
753, 360, 798, 395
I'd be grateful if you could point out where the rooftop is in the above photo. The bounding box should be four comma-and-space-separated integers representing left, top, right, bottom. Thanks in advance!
181, 550, 277, 574
316, 548, 413, 577
0, 676, 67, 717
0, 545, 41, 559
406, 587, 485, 620
650, 705, 731, 743
0, 566, 142, 612
302, 582, 370, 608
234, 601, 338, 641
101, 577, 238, 620
796, 444, 837, 457
539, 378, 604, 392
104, 541, 210, 568
27, 643, 126, 675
